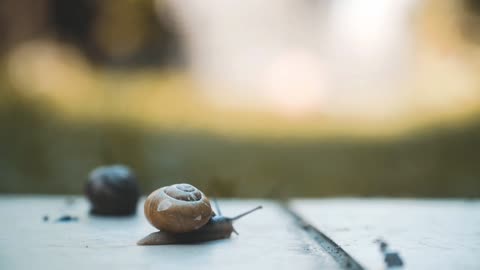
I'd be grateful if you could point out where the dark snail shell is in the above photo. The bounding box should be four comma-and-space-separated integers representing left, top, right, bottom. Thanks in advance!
85, 165, 140, 216
144, 183, 213, 233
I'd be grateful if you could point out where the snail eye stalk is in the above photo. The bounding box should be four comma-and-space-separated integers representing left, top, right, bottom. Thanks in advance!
231, 206, 263, 221
213, 198, 222, 216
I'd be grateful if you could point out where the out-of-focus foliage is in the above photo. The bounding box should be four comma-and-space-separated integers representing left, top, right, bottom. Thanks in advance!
0, 0, 180, 66
1, 65, 479, 197
0, 0, 480, 197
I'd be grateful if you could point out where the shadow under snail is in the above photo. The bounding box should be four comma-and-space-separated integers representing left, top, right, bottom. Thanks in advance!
138, 183, 262, 245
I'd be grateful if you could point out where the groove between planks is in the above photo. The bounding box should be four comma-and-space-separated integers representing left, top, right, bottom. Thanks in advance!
282, 203, 365, 270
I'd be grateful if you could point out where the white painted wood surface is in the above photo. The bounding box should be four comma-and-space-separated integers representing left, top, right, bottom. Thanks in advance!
290, 199, 480, 270
2, 196, 478, 270
0, 196, 339, 270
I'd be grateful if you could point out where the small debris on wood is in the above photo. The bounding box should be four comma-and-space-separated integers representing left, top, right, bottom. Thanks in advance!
55, 215, 79, 222
379, 240, 388, 252
384, 252, 404, 267
374, 238, 404, 268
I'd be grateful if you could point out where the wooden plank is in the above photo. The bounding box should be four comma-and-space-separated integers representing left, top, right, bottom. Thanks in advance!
290, 199, 480, 270
0, 196, 340, 270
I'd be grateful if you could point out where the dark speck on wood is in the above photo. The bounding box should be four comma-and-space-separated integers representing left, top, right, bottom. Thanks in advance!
56, 215, 79, 222
375, 238, 404, 268
385, 252, 404, 267
380, 241, 388, 252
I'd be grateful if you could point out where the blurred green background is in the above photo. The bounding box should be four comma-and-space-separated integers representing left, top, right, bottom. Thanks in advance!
1, 0, 480, 197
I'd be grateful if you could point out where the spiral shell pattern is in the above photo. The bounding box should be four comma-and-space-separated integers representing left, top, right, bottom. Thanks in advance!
144, 183, 213, 233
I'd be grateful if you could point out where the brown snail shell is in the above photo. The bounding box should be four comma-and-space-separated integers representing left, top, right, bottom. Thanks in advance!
144, 183, 213, 233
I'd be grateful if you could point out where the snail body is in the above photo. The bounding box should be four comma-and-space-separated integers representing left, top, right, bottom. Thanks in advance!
139, 183, 262, 245
138, 215, 233, 245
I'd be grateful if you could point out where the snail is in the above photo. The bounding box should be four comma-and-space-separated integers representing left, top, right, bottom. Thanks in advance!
138, 183, 262, 245
85, 165, 140, 216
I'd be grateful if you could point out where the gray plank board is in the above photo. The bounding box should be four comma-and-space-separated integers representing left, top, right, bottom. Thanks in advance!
290, 199, 480, 270
0, 196, 340, 270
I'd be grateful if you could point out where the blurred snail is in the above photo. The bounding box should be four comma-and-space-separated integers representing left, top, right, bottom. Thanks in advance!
85, 165, 140, 216
138, 183, 262, 245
